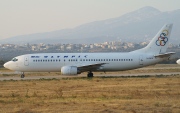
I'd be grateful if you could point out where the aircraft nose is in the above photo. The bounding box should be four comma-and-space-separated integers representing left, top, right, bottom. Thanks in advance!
177, 59, 180, 65
4, 62, 10, 69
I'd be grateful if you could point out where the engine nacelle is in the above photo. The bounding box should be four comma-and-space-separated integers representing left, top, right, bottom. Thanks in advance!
61, 66, 80, 75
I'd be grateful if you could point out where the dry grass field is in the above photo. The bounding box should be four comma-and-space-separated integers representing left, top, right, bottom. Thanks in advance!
0, 64, 180, 113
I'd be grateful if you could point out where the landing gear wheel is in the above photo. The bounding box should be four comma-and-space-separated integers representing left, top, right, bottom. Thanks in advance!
87, 72, 93, 77
21, 74, 25, 78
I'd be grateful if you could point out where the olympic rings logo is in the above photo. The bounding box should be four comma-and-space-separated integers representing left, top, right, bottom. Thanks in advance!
156, 30, 168, 46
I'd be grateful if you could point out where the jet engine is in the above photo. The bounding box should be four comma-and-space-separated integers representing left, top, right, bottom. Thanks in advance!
61, 66, 80, 75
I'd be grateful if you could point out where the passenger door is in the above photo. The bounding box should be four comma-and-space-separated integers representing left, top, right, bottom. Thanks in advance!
24, 56, 29, 66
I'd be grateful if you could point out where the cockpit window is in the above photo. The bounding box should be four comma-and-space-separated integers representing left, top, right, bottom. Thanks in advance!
11, 58, 18, 62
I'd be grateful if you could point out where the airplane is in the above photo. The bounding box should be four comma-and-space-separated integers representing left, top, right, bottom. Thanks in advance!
4, 24, 175, 78
176, 59, 180, 64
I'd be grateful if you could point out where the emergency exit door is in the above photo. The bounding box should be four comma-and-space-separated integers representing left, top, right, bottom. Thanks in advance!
139, 55, 143, 65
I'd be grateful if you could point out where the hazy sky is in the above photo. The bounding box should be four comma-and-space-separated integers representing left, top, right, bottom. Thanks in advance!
0, 0, 180, 39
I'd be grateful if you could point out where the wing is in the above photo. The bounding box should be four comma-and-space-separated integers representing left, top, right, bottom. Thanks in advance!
154, 52, 175, 58
78, 63, 107, 72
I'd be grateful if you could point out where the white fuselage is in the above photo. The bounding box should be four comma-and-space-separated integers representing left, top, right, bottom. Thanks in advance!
4, 51, 163, 72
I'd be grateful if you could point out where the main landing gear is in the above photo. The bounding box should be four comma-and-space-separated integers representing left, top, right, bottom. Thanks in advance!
21, 72, 25, 78
87, 71, 93, 77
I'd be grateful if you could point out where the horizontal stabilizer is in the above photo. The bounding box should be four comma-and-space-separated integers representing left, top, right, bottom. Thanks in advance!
154, 52, 175, 58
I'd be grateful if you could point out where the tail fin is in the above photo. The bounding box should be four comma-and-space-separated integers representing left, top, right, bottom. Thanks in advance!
137, 24, 173, 54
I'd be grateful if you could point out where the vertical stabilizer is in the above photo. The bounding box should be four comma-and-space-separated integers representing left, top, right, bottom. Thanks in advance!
137, 24, 173, 54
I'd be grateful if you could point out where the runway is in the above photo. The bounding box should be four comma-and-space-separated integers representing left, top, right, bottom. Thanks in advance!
0, 64, 180, 81
0, 72, 180, 81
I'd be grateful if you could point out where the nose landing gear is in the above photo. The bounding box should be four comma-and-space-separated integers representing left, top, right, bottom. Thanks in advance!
21, 72, 25, 78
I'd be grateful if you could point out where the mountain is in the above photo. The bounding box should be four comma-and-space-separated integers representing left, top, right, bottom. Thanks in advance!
1, 6, 180, 44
